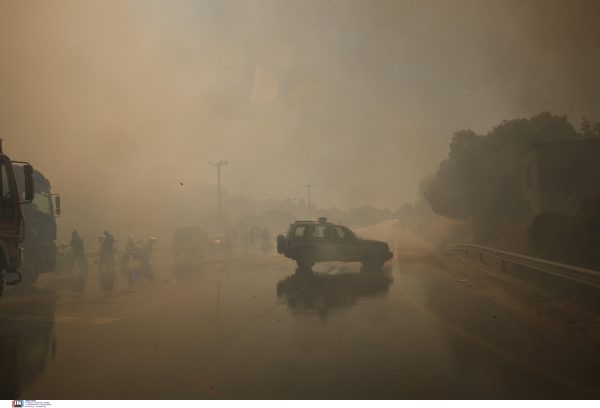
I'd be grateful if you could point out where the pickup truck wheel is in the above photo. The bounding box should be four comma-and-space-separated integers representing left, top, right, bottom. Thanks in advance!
361, 257, 385, 269
296, 253, 315, 269
276, 234, 286, 254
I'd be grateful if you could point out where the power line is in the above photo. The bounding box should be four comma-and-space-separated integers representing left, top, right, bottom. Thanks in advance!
304, 184, 315, 220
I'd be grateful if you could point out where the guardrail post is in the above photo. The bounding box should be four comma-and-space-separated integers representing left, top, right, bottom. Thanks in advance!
501, 260, 507, 271
480, 253, 483, 263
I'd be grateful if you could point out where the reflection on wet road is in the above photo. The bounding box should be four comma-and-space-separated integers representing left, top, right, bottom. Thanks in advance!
1, 221, 600, 399
277, 267, 393, 320
0, 287, 56, 397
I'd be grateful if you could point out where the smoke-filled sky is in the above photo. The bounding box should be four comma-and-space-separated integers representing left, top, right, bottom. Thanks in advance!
3, 0, 600, 211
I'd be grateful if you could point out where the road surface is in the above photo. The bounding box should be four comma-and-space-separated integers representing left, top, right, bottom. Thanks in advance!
1, 220, 600, 399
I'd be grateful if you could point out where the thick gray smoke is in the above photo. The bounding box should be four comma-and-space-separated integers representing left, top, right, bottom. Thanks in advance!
2, 0, 600, 244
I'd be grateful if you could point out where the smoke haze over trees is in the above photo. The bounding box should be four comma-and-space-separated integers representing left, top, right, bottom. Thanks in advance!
4, 1, 600, 216
3, 1, 600, 247
423, 112, 580, 223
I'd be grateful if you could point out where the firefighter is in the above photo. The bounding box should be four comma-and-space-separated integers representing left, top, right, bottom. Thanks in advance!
102, 231, 116, 249
99, 231, 117, 270
69, 229, 88, 272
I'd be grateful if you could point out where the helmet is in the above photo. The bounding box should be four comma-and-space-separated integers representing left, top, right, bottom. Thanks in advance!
72, 229, 79, 237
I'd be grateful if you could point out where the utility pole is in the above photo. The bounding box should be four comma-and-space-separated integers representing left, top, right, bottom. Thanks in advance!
210, 161, 228, 214
304, 184, 314, 220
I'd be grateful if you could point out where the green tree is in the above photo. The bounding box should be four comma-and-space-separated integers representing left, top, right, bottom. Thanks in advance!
580, 116, 600, 138
424, 112, 578, 223
424, 130, 482, 220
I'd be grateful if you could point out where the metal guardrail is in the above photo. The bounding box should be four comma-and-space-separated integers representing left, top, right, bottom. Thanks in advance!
449, 244, 600, 289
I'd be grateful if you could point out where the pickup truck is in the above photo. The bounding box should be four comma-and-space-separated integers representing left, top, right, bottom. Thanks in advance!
276, 217, 393, 269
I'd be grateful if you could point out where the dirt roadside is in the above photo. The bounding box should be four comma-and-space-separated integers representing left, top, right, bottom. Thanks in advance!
415, 232, 600, 356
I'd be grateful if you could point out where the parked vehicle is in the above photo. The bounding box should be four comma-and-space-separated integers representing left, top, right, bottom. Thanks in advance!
276, 217, 393, 270
171, 227, 213, 262
210, 233, 232, 253
13, 165, 60, 285
0, 139, 35, 297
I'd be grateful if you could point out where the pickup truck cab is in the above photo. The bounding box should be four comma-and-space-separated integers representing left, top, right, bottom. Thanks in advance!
276, 217, 393, 269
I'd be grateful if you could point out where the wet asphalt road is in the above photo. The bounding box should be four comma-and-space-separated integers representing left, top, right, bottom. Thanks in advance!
1, 220, 600, 399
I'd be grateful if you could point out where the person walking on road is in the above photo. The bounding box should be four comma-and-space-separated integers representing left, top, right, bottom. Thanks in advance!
69, 229, 88, 272
99, 231, 117, 271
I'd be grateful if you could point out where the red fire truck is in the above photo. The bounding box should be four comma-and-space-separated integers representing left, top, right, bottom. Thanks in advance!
0, 138, 35, 297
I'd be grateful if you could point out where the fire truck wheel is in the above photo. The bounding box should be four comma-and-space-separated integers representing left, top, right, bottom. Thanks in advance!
20, 257, 41, 285
296, 252, 316, 269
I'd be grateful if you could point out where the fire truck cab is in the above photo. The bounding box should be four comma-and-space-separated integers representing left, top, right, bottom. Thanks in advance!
14, 165, 60, 284
0, 138, 35, 295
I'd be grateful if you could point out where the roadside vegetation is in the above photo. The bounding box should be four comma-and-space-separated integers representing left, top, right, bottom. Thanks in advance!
527, 196, 600, 271
398, 112, 600, 265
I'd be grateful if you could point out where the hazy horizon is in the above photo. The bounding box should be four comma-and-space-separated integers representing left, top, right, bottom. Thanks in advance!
3, 0, 600, 214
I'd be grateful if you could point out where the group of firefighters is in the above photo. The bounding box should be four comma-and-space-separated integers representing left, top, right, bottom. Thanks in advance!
215, 227, 272, 252
59, 226, 273, 274
240, 227, 271, 251
57, 229, 117, 273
